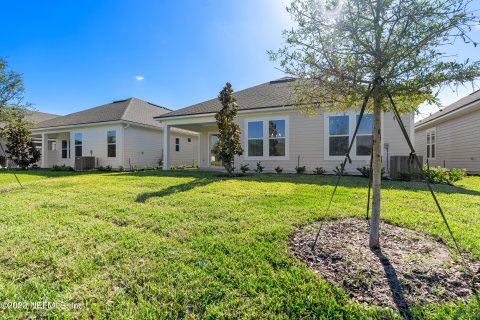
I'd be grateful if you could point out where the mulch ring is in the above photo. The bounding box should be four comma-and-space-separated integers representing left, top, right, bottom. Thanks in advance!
291, 218, 480, 314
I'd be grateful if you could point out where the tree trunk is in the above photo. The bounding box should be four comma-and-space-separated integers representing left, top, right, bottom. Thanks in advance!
369, 92, 382, 249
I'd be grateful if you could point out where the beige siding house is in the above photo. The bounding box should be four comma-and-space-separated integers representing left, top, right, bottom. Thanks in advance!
415, 90, 480, 174
31, 98, 198, 170
156, 78, 415, 174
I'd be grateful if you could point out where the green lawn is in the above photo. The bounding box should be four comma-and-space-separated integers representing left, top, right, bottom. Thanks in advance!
0, 169, 479, 319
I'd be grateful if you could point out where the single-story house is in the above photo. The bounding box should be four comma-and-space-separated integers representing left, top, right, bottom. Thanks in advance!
1, 110, 59, 168
415, 89, 480, 174
31, 98, 198, 170
155, 77, 415, 174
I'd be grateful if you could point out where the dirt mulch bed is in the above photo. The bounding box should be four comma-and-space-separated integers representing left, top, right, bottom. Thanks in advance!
291, 218, 480, 313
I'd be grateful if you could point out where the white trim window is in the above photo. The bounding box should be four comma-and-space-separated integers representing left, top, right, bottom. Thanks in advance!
325, 112, 378, 160
61, 140, 70, 159
328, 115, 350, 157
426, 128, 436, 159
245, 116, 289, 160
107, 130, 116, 158
355, 114, 374, 156
175, 138, 180, 152
74, 133, 83, 157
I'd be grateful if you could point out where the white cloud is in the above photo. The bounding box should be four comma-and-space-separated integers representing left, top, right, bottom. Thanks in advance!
135, 75, 144, 81
474, 24, 480, 31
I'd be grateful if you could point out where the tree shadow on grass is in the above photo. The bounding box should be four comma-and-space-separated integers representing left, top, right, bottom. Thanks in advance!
372, 248, 412, 319
110, 170, 480, 197
135, 178, 213, 203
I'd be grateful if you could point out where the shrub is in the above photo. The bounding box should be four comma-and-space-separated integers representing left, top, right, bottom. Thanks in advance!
423, 165, 467, 185
97, 165, 112, 172
240, 164, 250, 174
313, 167, 326, 175
333, 164, 347, 176
357, 166, 386, 178
255, 162, 264, 174
395, 171, 413, 182
118, 166, 125, 172
52, 164, 74, 172
274, 166, 283, 174
295, 165, 306, 174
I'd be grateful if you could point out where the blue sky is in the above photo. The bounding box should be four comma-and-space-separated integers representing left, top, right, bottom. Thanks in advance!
1, 0, 479, 120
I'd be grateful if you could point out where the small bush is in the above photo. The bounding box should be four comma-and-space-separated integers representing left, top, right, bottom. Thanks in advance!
333, 164, 347, 176
395, 171, 413, 182
295, 165, 306, 174
274, 166, 283, 174
255, 162, 264, 174
240, 164, 250, 174
357, 166, 386, 178
118, 166, 125, 172
97, 165, 112, 172
313, 167, 326, 175
423, 165, 467, 185
52, 164, 74, 172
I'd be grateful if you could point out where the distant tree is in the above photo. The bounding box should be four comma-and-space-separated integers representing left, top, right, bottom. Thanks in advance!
0, 57, 29, 122
2, 118, 40, 169
270, 0, 480, 249
214, 83, 244, 176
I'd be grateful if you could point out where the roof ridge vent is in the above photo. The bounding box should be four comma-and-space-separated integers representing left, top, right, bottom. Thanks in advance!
269, 77, 296, 84
469, 88, 480, 95
113, 99, 129, 103
148, 102, 172, 111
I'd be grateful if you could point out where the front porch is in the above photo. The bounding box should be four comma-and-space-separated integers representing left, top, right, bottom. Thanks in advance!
162, 117, 223, 171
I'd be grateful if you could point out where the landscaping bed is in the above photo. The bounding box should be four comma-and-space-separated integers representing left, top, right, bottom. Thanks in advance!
291, 218, 480, 314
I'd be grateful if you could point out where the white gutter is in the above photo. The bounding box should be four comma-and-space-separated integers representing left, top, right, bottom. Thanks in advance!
31, 120, 162, 132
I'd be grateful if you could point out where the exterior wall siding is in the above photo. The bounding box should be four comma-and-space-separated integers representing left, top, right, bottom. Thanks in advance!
193, 109, 413, 174
415, 109, 480, 174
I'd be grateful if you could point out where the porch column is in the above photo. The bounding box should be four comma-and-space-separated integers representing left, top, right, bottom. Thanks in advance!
41, 133, 48, 168
163, 124, 170, 170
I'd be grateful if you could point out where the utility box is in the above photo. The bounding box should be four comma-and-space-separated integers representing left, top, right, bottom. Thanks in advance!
389, 155, 423, 179
75, 156, 95, 171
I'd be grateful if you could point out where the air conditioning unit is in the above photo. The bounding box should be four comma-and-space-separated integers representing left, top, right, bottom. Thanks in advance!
389, 155, 423, 179
75, 156, 95, 171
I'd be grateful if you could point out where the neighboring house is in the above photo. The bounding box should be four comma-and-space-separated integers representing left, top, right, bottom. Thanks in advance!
415, 90, 480, 174
31, 98, 198, 170
155, 77, 415, 174
1, 111, 59, 168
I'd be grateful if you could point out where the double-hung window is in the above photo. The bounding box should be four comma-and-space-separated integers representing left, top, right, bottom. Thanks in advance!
328, 115, 350, 156
61, 140, 69, 159
356, 114, 374, 156
269, 120, 286, 156
175, 138, 180, 152
246, 117, 289, 159
247, 121, 264, 157
74, 133, 83, 157
326, 112, 378, 159
426, 128, 436, 159
107, 130, 116, 157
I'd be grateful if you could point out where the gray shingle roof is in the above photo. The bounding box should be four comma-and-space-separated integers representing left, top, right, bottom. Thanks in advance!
35, 98, 171, 129
24, 111, 59, 123
415, 89, 480, 127
155, 77, 297, 119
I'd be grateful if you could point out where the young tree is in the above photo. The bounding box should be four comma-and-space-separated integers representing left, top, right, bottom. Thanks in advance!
270, 0, 480, 248
0, 57, 29, 122
214, 83, 244, 176
2, 118, 41, 169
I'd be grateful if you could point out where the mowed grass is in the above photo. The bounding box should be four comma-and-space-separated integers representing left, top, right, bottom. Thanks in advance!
0, 169, 479, 319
